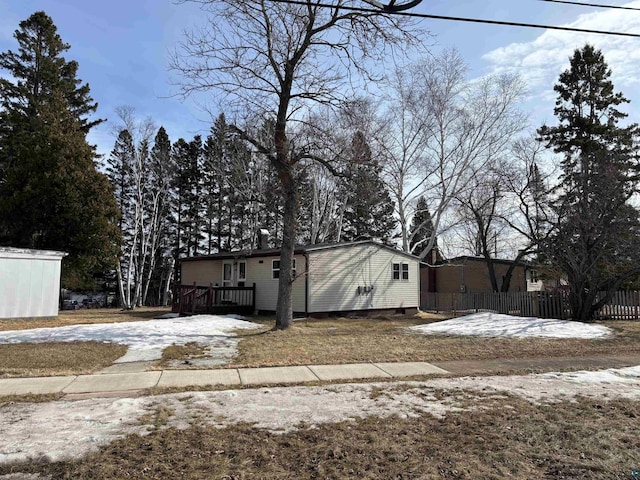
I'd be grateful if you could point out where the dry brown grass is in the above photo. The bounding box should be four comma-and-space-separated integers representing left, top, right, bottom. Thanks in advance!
0, 342, 127, 378
0, 392, 64, 404
0, 307, 170, 332
227, 315, 640, 367
160, 342, 208, 363
10, 396, 638, 479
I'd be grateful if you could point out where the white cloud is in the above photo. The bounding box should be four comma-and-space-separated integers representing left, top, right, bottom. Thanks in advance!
482, 0, 640, 121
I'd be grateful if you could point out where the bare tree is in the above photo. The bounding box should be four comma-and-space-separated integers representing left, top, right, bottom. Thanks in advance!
172, 0, 425, 329
107, 107, 157, 309
378, 49, 526, 259
453, 135, 555, 292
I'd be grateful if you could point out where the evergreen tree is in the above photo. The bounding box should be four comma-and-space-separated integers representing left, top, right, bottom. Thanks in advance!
203, 114, 229, 254
171, 138, 191, 265
408, 196, 436, 257
143, 126, 174, 305
341, 131, 397, 243
538, 44, 640, 321
185, 135, 204, 255
106, 130, 135, 239
0, 12, 119, 289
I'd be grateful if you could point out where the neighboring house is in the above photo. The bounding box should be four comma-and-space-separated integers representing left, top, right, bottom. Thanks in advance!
420, 256, 528, 295
179, 240, 420, 316
526, 267, 567, 292
0, 247, 67, 319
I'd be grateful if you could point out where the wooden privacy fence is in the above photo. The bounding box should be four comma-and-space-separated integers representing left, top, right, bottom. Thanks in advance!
421, 290, 640, 320
172, 283, 256, 315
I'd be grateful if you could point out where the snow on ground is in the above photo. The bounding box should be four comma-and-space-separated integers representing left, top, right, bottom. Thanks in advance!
0, 315, 263, 363
1, 365, 640, 465
409, 312, 612, 339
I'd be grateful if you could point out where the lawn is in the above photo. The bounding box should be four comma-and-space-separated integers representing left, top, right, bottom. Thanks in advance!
0, 307, 167, 377
0, 307, 171, 332
0, 342, 127, 378
219, 315, 640, 368
4, 309, 640, 378
9, 395, 639, 479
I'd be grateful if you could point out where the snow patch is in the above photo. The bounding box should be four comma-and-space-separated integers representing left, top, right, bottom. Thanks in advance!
2, 364, 640, 465
409, 312, 612, 339
0, 315, 262, 363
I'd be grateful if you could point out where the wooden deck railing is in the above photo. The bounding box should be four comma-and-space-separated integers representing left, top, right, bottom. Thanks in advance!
172, 283, 256, 315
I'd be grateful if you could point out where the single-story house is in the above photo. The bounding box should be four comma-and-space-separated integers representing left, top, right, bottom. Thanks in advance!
178, 240, 420, 316
420, 256, 528, 295
0, 247, 67, 319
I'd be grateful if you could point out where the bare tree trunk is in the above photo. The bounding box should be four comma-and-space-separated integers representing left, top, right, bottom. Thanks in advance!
115, 261, 126, 309
162, 257, 175, 306
275, 169, 298, 329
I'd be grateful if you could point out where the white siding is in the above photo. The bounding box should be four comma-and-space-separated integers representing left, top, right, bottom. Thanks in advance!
0, 248, 65, 319
307, 244, 419, 313
245, 255, 305, 312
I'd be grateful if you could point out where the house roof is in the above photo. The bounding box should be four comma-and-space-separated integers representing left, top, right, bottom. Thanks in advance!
0, 247, 67, 260
430, 255, 531, 268
180, 240, 420, 263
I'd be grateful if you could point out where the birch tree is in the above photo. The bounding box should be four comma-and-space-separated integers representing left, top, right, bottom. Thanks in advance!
142, 127, 174, 305
107, 107, 157, 308
379, 49, 526, 259
172, 0, 425, 329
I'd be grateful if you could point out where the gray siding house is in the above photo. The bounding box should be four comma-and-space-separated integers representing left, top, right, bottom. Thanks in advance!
179, 240, 420, 316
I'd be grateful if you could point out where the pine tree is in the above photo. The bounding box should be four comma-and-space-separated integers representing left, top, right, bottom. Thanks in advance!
143, 126, 174, 305
106, 130, 135, 238
408, 196, 436, 257
203, 114, 228, 254
0, 12, 119, 289
341, 131, 397, 243
538, 44, 640, 321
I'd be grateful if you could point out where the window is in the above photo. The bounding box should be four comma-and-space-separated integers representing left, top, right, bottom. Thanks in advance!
530, 269, 539, 283
272, 259, 296, 279
238, 261, 246, 281
392, 263, 409, 281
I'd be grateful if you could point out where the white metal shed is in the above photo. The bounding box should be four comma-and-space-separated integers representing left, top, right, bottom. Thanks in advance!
0, 247, 67, 319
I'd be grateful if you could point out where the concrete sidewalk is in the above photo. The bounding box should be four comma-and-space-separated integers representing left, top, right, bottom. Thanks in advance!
0, 362, 447, 397
1, 354, 639, 398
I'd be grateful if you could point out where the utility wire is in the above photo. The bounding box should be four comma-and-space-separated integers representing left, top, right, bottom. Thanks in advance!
540, 0, 640, 11
268, 0, 640, 37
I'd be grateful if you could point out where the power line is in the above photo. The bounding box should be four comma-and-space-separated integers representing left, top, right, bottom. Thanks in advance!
268, 0, 640, 37
540, 0, 640, 11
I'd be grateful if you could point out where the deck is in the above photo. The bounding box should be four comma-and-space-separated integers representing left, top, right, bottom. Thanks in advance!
172, 283, 256, 315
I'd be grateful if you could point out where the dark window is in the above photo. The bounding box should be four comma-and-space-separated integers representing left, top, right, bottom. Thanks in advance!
393, 263, 409, 281
273, 259, 297, 279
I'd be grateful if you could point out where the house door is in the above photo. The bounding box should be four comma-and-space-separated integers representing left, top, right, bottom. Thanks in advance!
222, 262, 233, 301
222, 262, 233, 288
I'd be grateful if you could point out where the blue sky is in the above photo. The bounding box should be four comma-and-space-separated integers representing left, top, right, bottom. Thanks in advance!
1, 0, 640, 157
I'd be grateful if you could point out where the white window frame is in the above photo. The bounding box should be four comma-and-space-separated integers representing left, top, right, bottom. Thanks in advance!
238, 261, 247, 282
222, 261, 233, 287
530, 269, 539, 283
392, 262, 409, 281
272, 258, 296, 280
